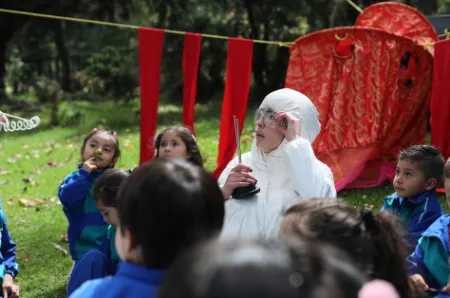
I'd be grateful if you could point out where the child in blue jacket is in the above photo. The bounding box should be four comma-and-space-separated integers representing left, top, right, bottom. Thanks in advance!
408, 158, 450, 297
382, 145, 444, 253
0, 202, 19, 298
58, 128, 121, 261
69, 158, 225, 298
66, 168, 129, 295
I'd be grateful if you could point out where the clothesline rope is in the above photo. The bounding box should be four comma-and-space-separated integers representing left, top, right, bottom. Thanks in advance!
0, 4, 448, 49
0, 8, 293, 47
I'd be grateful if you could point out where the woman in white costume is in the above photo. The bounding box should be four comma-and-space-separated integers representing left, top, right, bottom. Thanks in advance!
219, 88, 336, 239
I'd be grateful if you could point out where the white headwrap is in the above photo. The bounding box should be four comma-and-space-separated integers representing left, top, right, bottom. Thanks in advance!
258, 88, 321, 143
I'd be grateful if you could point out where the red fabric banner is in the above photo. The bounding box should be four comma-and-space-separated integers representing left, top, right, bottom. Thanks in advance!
431, 39, 450, 160
212, 38, 253, 179
182, 33, 202, 135
138, 28, 165, 165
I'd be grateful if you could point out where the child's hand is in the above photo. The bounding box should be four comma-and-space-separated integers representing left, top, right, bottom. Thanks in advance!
410, 274, 429, 293
2, 274, 19, 298
441, 280, 450, 292
82, 157, 97, 173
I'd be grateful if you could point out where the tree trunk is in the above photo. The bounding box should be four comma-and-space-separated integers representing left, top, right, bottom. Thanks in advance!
157, 2, 167, 28
0, 39, 8, 104
52, 20, 71, 91
244, 0, 269, 100
415, 0, 438, 14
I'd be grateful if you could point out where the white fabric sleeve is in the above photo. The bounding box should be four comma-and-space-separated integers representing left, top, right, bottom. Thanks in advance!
284, 137, 337, 199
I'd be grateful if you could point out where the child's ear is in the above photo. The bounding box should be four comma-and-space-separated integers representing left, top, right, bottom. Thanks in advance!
127, 230, 139, 251
425, 178, 437, 190
110, 158, 118, 167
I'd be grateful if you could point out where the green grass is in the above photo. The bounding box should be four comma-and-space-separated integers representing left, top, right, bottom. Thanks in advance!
0, 99, 445, 297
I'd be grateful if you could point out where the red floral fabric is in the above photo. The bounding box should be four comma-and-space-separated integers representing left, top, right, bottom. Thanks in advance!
355, 2, 437, 54
285, 27, 433, 191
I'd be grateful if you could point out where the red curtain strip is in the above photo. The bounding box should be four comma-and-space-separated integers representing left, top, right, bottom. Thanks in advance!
431, 39, 450, 169
138, 28, 165, 165
182, 33, 202, 135
212, 38, 254, 179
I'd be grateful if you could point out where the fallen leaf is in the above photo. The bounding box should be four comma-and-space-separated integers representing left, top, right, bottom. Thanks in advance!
33, 153, 40, 159
52, 243, 68, 256
59, 234, 68, 243
0, 181, 8, 186
22, 177, 39, 186
24, 253, 30, 263
0, 170, 10, 175
58, 153, 73, 167
22, 144, 29, 149
47, 161, 56, 168
7, 158, 15, 164
19, 199, 44, 207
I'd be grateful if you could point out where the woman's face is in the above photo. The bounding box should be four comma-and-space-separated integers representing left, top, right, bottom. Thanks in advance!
254, 108, 285, 153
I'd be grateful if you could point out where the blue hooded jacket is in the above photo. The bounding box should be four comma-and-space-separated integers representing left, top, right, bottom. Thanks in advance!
408, 214, 450, 297
382, 190, 444, 253
58, 165, 108, 261
0, 201, 19, 283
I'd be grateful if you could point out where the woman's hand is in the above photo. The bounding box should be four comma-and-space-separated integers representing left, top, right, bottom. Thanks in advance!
275, 112, 301, 142
222, 164, 256, 199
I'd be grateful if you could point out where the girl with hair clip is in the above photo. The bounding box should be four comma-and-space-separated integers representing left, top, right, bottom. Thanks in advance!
58, 128, 121, 295
278, 198, 415, 298
58, 128, 121, 262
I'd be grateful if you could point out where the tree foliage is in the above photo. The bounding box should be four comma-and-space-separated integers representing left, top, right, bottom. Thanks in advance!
0, 0, 447, 108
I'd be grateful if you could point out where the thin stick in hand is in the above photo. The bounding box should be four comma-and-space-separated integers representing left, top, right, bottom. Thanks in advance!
233, 115, 242, 164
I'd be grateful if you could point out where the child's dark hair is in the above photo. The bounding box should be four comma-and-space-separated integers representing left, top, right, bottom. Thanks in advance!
279, 198, 412, 298
154, 126, 203, 168
117, 158, 224, 269
158, 238, 366, 298
93, 168, 130, 207
398, 145, 444, 181
443, 158, 450, 179
81, 128, 121, 162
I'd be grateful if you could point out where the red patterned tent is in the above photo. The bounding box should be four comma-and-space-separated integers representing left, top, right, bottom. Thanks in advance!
355, 2, 437, 52
285, 2, 437, 191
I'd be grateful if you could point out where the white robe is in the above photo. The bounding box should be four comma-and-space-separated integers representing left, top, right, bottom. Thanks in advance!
218, 88, 337, 240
